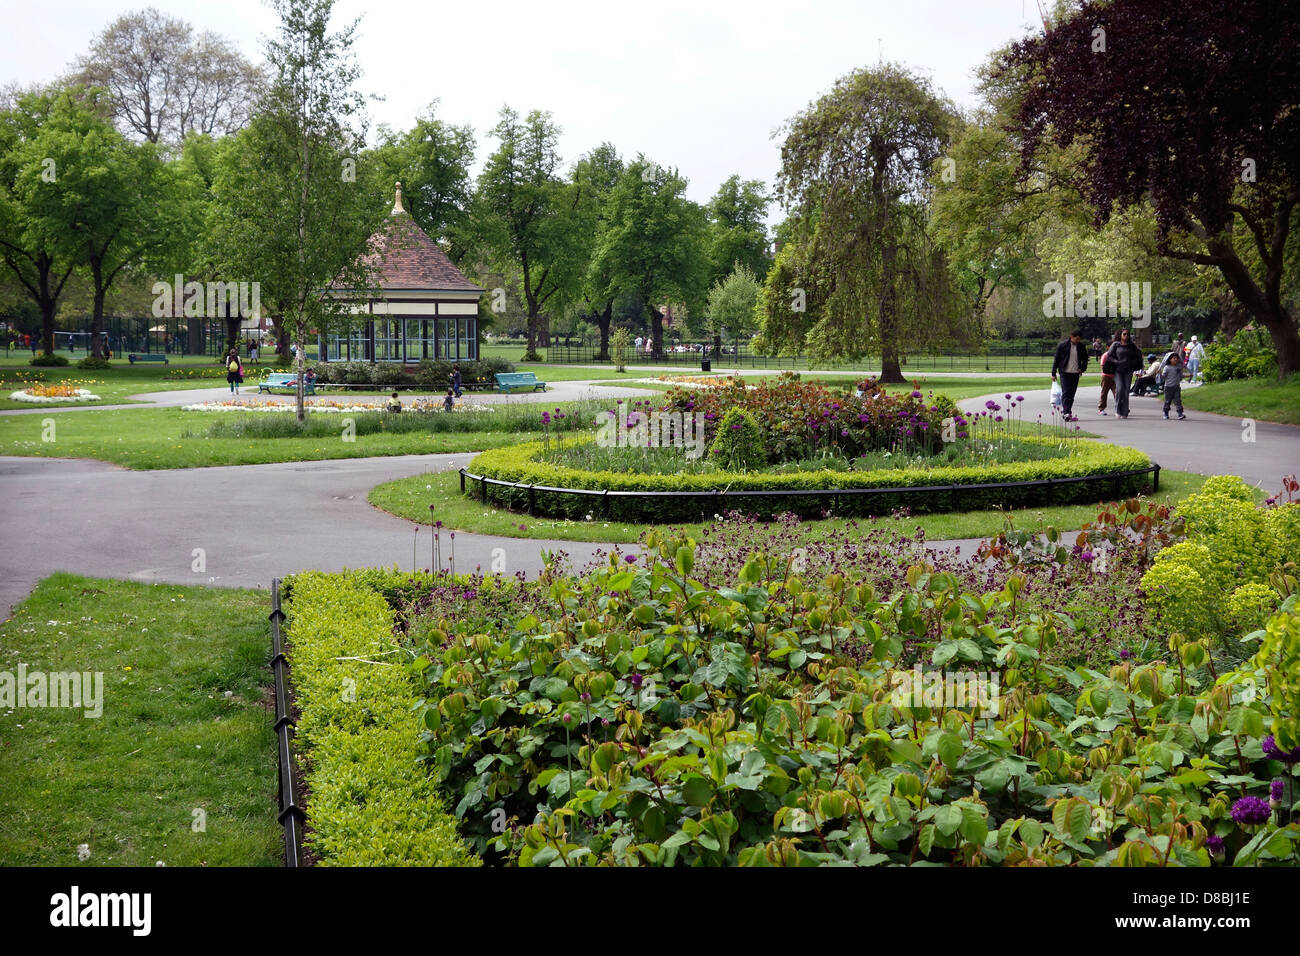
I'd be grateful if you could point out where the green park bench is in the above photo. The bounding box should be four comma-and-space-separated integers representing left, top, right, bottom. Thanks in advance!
495, 371, 547, 394
258, 373, 316, 395
127, 354, 168, 364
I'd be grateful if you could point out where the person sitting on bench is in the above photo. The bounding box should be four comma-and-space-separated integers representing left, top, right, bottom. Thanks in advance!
1132, 355, 1163, 394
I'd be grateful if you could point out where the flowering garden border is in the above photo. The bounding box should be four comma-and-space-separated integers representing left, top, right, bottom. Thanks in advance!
462, 438, 1157, 523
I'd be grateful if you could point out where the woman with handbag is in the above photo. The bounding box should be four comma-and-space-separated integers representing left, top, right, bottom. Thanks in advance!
225, 347, 244, 395
1103, 329, 1144, 419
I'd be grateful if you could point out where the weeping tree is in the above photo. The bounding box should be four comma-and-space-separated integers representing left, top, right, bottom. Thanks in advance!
772, 64, 965, 381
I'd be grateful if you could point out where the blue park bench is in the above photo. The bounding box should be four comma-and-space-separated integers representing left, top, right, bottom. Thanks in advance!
127, 354, 168, 364
494, 371, 547, 394
258, 373, 316, 395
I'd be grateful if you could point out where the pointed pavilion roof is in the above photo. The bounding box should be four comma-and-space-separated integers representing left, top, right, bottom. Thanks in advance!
354, 183, 483, 294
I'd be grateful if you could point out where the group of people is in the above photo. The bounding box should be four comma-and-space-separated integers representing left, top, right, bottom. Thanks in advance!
1053, 329, 1205, 422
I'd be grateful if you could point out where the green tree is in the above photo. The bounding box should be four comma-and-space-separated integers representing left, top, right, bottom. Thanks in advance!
591, 157, 708, 358
368, 103, 476, 263
476, 107, 586, 361
705, 175, 769, 289
773, 64, 964, 381
208, 0, 380, 421
705, 263, 760, 355
0, 87, 114, 356
570, 142, 624, 359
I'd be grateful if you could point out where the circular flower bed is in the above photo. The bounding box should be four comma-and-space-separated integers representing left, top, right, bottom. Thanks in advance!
9, 385, 101, 403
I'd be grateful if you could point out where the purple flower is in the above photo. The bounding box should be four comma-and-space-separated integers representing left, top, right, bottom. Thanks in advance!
1264, 735, 1300, 763
623, 554, 637, 564
911, 391, 922, 399
1205, 835, 1225, 860
1080, 550, 1095, 563
561, 713, 573, 725
1230, 796, 1271, 825
1016, 395, 1025, 402
1119, 648, 1132, 660
629, 673, 643, 688
541, 411, 551, 425
1270, 779, 1285, 804
601, 717, 610, 727
580, 691, 591, 703
1005, 393, 1012, 399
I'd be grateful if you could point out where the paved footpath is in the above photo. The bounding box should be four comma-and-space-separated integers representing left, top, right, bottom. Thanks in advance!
1, 380, 1295, 620
959, 385, 1300, 492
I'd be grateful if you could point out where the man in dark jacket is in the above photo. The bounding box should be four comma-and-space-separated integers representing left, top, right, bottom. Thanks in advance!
1051, 330, 1088, 419
1103, 329, 1145, 419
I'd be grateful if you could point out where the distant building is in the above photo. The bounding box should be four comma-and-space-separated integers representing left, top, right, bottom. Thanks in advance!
322, 184, 484, 362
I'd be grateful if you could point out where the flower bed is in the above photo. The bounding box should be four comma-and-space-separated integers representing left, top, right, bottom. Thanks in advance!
9, 386, 101, 403
465, 436, 1153, 522
181, 399, 494, 413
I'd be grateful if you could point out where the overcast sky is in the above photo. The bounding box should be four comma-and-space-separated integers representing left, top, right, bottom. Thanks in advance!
4, 0, 1043, 213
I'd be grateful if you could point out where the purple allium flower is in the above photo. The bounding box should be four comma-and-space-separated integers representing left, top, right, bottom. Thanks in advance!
1270, 779, 1285, 804
581, 691, 591, 703
541, 411, 551, 425
911, 390, 922, 399
1005, 393, 1012, 399
1119, 648, 1132, 659
1080, 550, 1094, 563
561, 713, 573, 725
1263, 735, 1300, 763
623, 554, 637, 564
629, 673, 643, 688
1231, 796, 1271, 825
601, 717, 610, 727
1016, 395, 1025, 402
1205, 835, 1225, 860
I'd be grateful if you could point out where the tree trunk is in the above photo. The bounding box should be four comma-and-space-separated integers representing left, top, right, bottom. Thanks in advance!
276, 319, 290, 361
225, 316, 240, 354
596, 303, 612, 360
295, 329, 306, 424
649, 304, 664, 358
1266, 311, 1300, 380
90, 287, 106, 360
40, 300, 56, 356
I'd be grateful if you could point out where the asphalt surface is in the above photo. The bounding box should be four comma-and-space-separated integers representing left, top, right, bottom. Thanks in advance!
958, 384, 1300, 492
1, 379, 1295, 620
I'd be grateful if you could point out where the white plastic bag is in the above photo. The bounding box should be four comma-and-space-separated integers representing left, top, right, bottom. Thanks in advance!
1050, 380, 1063, 407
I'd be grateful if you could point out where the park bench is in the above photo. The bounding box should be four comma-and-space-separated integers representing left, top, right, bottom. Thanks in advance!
495, 371, 547, 394
128, 354, 168, 364
258, 373, 316, 395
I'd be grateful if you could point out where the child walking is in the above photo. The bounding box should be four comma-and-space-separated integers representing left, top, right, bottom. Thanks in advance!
1160, 351, 1187, 420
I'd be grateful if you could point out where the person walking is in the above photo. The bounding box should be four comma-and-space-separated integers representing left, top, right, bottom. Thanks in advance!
1160, 351, 1187, 420
225, 347, 243, 394
1104, 329, 1145, 419
1187, 336, 1205, 383
1051, 329, 1088, 419
1097, 330, 1121, 414
451, 363, 463, 398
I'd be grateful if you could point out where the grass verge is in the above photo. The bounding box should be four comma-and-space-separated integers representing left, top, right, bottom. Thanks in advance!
368, 466, 1214, 545
1179, 374, 1300, 426
0, 573, 281, 866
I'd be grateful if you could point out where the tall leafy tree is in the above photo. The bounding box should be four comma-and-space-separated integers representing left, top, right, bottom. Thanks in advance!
705, 175, 770, 289
591, 157, 708, 358
705, 263, 760, 354
0, 87, 112, 355
476, 107, 586, 360
570, 142, 624, 359
368, 103, 476, 262
773, 64, 964, 381
209, 0, 380, 421
1001, 0, 1300, 377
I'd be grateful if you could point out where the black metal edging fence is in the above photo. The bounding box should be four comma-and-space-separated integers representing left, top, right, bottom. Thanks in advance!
269, 578, 304, 868
459, 463, 1161, 517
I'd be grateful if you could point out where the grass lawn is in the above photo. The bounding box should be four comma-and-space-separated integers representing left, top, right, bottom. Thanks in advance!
368, 466, 1211, 545
0, 405, 532, 469
1180, 374, 1300, 426
0, 574, 281, 866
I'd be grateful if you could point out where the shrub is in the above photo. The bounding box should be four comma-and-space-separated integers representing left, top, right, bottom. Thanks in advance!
408, 537, 1298, 866
467, 436, 1152, 523
709, 408, 764, 471
610, 328, 631, 372
76, 356, 112, 370
29, 353, 69, 367
1201, 329, 1278, 382
1228, 582, 1282, 633
284, 571, 479, 866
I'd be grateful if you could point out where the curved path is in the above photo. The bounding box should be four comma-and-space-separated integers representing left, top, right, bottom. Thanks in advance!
1, 382, 1296, 620
958, 384, 1300, 491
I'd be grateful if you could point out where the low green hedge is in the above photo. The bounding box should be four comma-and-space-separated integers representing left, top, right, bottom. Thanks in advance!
466, 437, 1154, 522
284, 571, 479, 866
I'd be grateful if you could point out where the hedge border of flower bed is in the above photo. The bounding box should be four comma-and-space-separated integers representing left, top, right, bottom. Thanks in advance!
283, 571, 480, 867
465, 437, 1154, 522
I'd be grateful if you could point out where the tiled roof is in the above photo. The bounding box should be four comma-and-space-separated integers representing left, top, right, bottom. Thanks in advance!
357, 212, 483, 294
